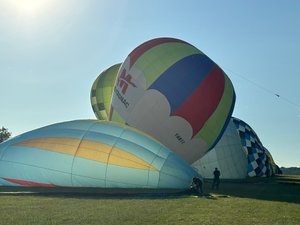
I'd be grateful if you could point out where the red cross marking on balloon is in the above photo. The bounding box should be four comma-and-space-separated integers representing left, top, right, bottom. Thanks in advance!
117, 69, 137, 94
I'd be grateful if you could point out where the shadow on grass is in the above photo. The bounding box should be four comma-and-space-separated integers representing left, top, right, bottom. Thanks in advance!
0, 186, 195, 200
0, 175, 299, 203
204, 175, 300, 204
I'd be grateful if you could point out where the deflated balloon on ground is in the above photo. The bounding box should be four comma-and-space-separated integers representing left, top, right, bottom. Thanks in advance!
0, 120, 198, 189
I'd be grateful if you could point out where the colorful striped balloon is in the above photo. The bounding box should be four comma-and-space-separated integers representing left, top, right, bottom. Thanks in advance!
109, 37, 236, 163
91, 63, 121, 120
0, 120, 198, 189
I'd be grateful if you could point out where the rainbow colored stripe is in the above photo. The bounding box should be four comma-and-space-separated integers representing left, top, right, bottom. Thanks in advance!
109, 37, 235, 162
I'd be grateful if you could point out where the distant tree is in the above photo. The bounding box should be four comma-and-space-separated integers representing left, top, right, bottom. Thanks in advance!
0, 127, 11, 143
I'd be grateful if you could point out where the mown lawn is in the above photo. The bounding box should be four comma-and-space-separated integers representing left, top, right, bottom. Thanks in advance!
0, 175, 299, 225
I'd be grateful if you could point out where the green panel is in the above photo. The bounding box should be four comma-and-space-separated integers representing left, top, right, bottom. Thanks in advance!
194, 74, 235, 147
132, 42, 201, 87
90, 64, 121, 120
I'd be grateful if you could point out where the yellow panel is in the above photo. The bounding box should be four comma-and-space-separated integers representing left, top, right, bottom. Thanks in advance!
78, 140, 111, 154
76, 140, 111, 163
110, 148, 157, 170
14, 138, 80, 155
14, 138, 157, 171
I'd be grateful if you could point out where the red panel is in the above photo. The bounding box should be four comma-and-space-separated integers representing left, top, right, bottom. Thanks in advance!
173, 66, 225, 137
129, 38, 190, 68
3, 178, 57, 187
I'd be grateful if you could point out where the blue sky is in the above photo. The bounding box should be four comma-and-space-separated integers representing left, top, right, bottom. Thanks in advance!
0, 0, 299, 167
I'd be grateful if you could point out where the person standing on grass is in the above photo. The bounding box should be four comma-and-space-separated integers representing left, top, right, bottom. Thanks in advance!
212, 168, 220, 190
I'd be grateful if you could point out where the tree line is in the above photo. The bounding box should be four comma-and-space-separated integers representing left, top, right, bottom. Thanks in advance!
0, 127, 11, 143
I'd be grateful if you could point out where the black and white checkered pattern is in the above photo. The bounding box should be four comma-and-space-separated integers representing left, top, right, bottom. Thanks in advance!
232, 117, 272, 177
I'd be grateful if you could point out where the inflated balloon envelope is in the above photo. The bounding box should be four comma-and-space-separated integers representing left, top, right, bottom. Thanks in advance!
91, 63, 121, 121
0, 120, 198, 189
108, 37, 236, 163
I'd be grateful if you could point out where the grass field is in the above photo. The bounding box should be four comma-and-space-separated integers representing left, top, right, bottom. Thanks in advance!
0, 175, 299, 225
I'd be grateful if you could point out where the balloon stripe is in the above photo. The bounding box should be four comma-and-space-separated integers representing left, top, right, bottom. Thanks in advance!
210, 89, 236, 149
3, 178, 57, 187
129, 38, 188, 68
91, 64, 120, 120
149, 54, 215, 113
14, 138, 157, 171
132, 42, 201, 87
173, 65, 225, 137
193, 74, 235, 145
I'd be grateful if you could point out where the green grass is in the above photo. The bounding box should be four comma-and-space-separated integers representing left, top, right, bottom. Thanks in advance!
0, 175, 299, 225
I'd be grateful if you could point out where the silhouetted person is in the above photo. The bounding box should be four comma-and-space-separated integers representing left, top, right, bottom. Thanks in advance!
212, 168, 220, 190
191, 177, 203, 195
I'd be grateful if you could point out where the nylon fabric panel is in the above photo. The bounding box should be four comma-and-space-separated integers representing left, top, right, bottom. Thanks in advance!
2, 146, 74, 173
132, 42, 201, 86
128, 38, 189, 68
113, 138, 157, 169
13, 137, 158, 171
2, 178, 57, 187
109, 147, 157, 171
172, 65, 225, 137
147, 170, 160, 188
159, 154, 197, 188
105, 164, 149, 188
0, 160, 72, 186
193, 74, 235, 147
88, 120, 125, 137
119, 128, 168, 158
71, 175, 106, 187
192, 119, 247, 179
91, 64, 120, 120
71, 157, 107, 186
149, 54, 216, 113
14, 137, 80, 155
0, 177, 20, 186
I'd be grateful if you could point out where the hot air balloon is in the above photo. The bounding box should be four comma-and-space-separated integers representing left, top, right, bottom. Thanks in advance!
0, 120, 198, 189
109, 37, 236, 163
91, 64, 121, 120
192, 117, 277, 178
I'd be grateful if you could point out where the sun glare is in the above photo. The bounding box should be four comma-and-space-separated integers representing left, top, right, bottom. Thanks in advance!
7, 0, 53, 17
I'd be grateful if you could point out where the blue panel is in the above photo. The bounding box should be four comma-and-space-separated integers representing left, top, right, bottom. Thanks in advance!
0, 141, 10, 159
155, 146, 171, 159
83, 131, 119, 146
247, 164, 254, 173
15, 129, 84, 142
0, 161, 72, 186
114, 139, 156, 164
2, 146, 73, 173
72, 157, 107, 181
120, 129, 164, 156
89, 121, 124, 137
0, 177, 20, 186
248, 154, 255, 162
147, 170, 160, 188
71, 175, 106, 187
158, 173, 190, 189
160, 154, 197, 183
149, 54, 215, 113
150, 155, 166, 171
43, 120, 94, 131
105, 164, 149, 188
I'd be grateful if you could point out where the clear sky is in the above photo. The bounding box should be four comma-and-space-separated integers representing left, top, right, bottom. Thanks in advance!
0, 0, 299, 167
